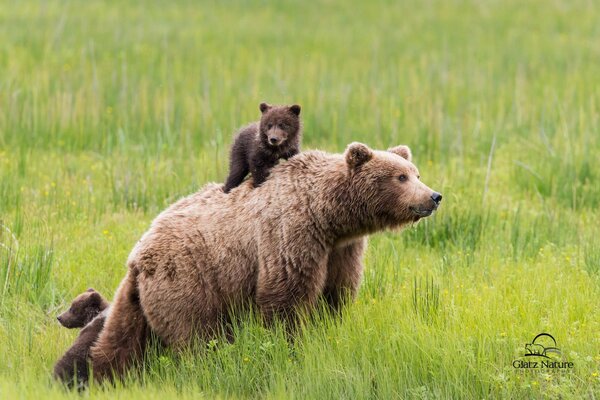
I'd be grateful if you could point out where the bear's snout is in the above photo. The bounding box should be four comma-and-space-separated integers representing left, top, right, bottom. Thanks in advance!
408, 189, 442, 219
266, 128, 288, 147
431, 192, 442, 205
57, 312, 77, 328
268, 134, 287, 146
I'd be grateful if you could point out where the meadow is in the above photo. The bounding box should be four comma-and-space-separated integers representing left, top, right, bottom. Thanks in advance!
1, 0, 599, 398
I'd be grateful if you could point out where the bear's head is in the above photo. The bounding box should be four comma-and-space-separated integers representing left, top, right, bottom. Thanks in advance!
258, 102, 301, 148
344, 142, 442, 230
57, 288, 109, 329
525, 343, 546, 355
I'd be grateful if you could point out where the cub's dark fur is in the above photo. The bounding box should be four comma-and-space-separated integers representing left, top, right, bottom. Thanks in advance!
54, 288, 110, 388
223, 102, 302, 193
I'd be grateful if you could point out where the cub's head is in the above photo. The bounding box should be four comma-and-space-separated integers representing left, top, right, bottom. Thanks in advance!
258, 102, 302, 147
57, 288, 109, 329
345, 142, 442, 230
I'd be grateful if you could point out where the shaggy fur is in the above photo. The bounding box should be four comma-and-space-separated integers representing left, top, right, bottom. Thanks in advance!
223, 103, 302, 193
54, 289, 110, 387
56, 288, 109, 328
91, 142, 442, 381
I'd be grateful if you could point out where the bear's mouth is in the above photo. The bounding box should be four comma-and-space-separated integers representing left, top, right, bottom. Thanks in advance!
409, 206, 437, 218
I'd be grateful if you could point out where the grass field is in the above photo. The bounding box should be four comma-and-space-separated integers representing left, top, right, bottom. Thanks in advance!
1, 0, 600, 398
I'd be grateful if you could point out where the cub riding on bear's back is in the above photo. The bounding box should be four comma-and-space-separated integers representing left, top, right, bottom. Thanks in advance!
223, 102, 302, 193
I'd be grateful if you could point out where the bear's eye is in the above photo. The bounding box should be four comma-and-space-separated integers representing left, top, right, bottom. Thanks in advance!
267, 123, 273, 129
398, 174, 408, 182
279, 123, 286, 129
417, 175, 421, 180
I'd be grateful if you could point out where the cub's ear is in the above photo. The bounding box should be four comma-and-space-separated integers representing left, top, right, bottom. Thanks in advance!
86, 288, 96, 293
87, 291, 102, 304
288, 104, 301, 116
388, 145, 412, 162
345, 142, 373, 169
259, 102, 272, 113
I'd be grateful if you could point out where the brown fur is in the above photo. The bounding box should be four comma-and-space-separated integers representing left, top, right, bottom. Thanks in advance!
54, 289, 109, 387
91, 142, 441, 381
223, 102, 302, 193
56, 288, 109, 328
87, 269, 150, 382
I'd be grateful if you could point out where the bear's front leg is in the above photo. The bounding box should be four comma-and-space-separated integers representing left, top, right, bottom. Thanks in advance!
282, 147, 299, 160
323, 238, 366, 313
250, 154, 277, 188
224, 147, 250, 193
255, 243, 329, 329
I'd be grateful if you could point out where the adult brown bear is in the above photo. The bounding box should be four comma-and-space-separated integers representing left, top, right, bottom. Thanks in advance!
91, 142, 442, 381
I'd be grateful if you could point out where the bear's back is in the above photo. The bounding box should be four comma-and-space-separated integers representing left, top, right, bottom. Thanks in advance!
127, 150, 344, 278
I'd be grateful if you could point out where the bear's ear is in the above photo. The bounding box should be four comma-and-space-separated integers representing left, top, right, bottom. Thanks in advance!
345, 142, 373, 169
388, 145, 412, 162
86, 288, 96, 293
259, 102, 272, 114
87, 291, 102, 304
288, 104, 301, 116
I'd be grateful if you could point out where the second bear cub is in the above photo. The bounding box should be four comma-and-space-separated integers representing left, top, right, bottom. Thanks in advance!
223, 102, 302, 193
54, 288, 110, 387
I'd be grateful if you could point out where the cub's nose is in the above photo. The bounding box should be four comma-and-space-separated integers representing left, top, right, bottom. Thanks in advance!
431, 192, 443, 204
269, 137, 278, 144
57, 316, 62, 322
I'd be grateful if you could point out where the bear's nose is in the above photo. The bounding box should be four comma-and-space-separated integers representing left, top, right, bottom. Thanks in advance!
431, 192, 442, 204
57, 316, 62, 322
269, 137, 278, 144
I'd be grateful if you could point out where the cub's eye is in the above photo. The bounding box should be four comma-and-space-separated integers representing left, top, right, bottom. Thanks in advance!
267, 123, 273, 129
417, 175, 421, 180
279, 124, 286, 129
398, 174, 408, 182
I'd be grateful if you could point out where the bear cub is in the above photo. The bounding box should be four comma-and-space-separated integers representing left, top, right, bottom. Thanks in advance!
223, 102, 302, 193
54, 288, 110, 387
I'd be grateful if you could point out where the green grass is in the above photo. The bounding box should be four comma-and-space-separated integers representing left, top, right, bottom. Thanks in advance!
1, 0, 599, 398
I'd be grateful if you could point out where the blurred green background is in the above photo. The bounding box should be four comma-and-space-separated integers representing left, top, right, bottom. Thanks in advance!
0, 0, 599, 398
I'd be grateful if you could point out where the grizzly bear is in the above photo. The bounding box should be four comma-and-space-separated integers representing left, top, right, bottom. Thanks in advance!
223, 102, 302, 193
91, 142, 442, 381
54, 289, 110, 387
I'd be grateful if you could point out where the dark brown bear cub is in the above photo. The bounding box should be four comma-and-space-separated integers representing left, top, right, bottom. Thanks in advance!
223, 102, 302, 193
54, 288, 110, 388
